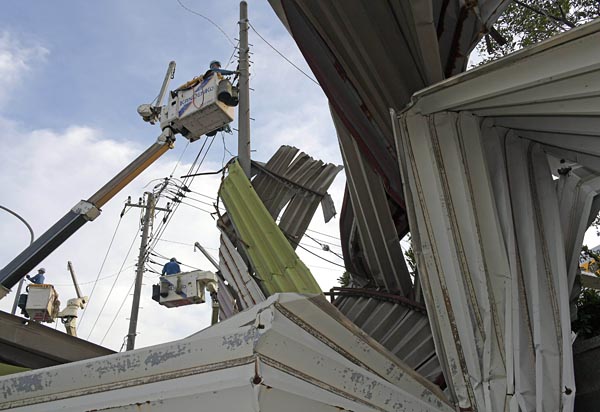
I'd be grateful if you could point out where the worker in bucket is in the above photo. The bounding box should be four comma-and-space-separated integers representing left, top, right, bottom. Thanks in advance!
26, 267, 46, 284
162, 258, 181, 276
208, 60, 236, 76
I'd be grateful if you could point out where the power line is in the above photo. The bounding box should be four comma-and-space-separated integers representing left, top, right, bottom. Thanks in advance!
169, 139, 190, 178
248, 22, 319, 87
175, 0, 236, 47
296, 242, 346, 269
52, 265, 136, 287
100, 278, 136, 346
305, 227, 340, 241
84, 227, 140, 339
304, 233, 345, 260
79, 215, 123, 325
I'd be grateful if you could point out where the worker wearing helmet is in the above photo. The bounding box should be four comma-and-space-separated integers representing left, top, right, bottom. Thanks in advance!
208, 60, 236, 76
26, 268, 46, 284
162, 258, 181, 276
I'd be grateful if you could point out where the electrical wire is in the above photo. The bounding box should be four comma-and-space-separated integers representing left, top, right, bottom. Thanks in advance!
79, 216, 123, 325
84, 227, 141, 340
51, 265, 136, 287
99, 278, 136, 346
248, 22, 320, 87
146, 135, 217, 262
157, 238, 218, 251
175, 0, 236, 47
304, 233, 345, 260
305, 227, 341, 241
224, 42, 240, 70
295, 242, 346, 269
170, 140, 190, 177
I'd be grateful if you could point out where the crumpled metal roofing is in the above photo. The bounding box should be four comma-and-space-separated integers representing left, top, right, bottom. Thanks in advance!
216, 146, 342, 315
393, 21, 600, 411
219, 160, 322, 296
218, 231, 266, 317
267, 0, 510, 296
331, 289, 442, 384
250, 145, 343, 247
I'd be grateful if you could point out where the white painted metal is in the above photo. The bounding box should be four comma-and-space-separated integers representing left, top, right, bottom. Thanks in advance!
0, 294, 452, 412
157, 270, 217, 308
160, 72, 234, 142
393, 20, 600, 412
218, 232, 266, 310
25, 285, 59, 323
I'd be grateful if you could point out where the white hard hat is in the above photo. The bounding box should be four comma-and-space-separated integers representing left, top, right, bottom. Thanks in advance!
38, 268, 46, 273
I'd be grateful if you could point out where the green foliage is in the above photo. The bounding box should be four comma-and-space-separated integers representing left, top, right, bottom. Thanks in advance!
572, 288, 600, 339
337, 271, 351, 287
475, 0, 600, 63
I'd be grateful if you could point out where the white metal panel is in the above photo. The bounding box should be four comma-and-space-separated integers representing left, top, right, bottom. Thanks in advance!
218, 232, 266, 310
0, 294, 452, 412
398, 111, 511, 411
394, 20, 600, 412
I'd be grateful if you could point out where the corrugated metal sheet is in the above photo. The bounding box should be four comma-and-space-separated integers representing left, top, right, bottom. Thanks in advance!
219, 161, 322, 295
218, 232, 266, 312
216, 278, 237, 320
334, 110, 413, 295
331, 289, 442, 383
393, 21, 600, 412
251, 145, 342, 246
267, 0, 510, 296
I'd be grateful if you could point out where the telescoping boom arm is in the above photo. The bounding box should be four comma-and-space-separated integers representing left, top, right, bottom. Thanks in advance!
0, 55, 239, 300
0, 130, 175, 298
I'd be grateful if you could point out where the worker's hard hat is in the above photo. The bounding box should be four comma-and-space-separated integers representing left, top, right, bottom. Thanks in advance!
38, 268, 46, 273
170, 257, 177, 262
209, 60, 221, 69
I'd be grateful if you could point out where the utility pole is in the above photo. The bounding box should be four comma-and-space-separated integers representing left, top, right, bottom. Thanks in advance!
126, 192, 155, 351
238, 0, 251, 178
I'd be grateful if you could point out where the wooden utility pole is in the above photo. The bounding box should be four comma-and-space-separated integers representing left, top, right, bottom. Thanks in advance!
238, 1, 251, 178
126, 192, 155, 351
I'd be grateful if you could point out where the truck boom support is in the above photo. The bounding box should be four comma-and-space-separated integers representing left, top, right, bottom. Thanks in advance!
0, 132, 174, 295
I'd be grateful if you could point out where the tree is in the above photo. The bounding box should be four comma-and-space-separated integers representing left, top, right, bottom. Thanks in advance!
475, 0, 600, 63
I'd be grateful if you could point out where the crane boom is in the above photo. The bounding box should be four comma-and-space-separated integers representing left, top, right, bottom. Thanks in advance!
0, 131, 175, 298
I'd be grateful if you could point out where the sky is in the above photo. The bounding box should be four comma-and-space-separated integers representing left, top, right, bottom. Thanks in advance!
0, 0, 347, 351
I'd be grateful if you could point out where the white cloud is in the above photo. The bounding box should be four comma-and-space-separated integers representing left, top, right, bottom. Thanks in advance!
0, 11, 347, 352
0, 116, 345, 351
0, 118, 225, 350
0, 31, 49, 106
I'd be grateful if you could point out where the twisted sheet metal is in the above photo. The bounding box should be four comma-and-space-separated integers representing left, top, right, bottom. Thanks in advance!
331, 289, 442, 383
268, 0, 510, 295
251, 145, 343, 247
218, 231, 266, 315
219, 161, 322, 295
393, 21, 600, 411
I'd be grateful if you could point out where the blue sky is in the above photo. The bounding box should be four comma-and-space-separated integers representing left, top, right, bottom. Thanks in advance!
0, 1, 346, 350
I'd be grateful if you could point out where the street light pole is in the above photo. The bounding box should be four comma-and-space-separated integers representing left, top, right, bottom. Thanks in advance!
0, 206, 35, 315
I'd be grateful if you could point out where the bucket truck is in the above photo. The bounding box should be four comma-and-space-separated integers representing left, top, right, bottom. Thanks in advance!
0, 60, 237, 302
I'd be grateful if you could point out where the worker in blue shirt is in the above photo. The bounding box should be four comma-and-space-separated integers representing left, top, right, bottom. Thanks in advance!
162, 258, 181, 276
208, 60, 236, 76
26, 268, 46, 284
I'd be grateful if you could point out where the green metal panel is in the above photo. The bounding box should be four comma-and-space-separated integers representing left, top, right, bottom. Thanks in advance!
0, 363, 29, 376
219, 161, 322, 295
